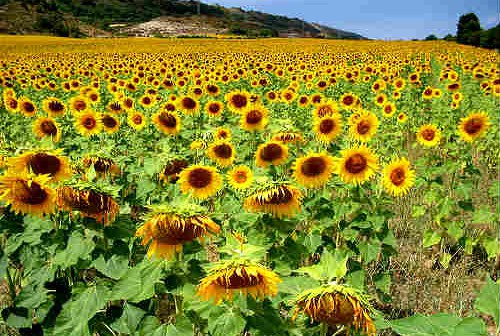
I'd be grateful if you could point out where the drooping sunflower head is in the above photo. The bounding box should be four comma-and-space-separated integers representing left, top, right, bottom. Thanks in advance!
7, 150, 72, 182
74, 111, 102, 137
292, 284, 376, 336
152, 110, 181, 135
207, 141, 236, 167
197, 260, 280, 303
160, 158, 189, 184
335, 146, 379, 185
225, 90, 250, 113
416, 124, 441, 147
272, 131, 304, 144
255, 141, 289, 168
42, 97, 66, 117
293, 152, 335, 189
136, 203, 220, 260
240, 104, 269, 132
244, 183, 302, 218
0, 173, 56, 217
127, 111, 147, 131
348, 110, 379, 142
56, 185, 119, 225
82, 156, 120, 178
33, 117, 60, 142
178, 165, 223, 200
313, 114, 343, 144
313, 100, 339, 119
227, 165, 253, 190
107, 100, 124, 114
457, 112, 491, 143
382, 157, 415, 197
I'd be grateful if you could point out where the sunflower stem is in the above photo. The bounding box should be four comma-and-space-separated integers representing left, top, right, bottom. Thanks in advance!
5, 266, 16, 304
320, 322, 328, 336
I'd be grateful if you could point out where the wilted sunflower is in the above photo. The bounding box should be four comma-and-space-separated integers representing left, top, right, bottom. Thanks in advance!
255, 141, 289, 168
33, 117, 60, 142
457, 112, 491, 142
74, 111, 102, 137
136, 203, 220, 259
205, 101, 224, 118
127, 111, 147, 131
207, 141, 236, 167
244, 183, 302, 218
56, 185, 119, 225
272, 131, 303, 144
160, 158, 189, 184
293, 152, 335, 188
198, 260, 280, 303
227, 165, 253, 190
107, 100, 123, 114
42, 97, 66, 117
101, 114, 120, 134
225, 90, 250, 114
18, 97, 37, 117
82, 156, 120, 177
313, 100, 338, 118
348, 110, 379, 142
335, 146, 378, 185
214, 127, 232, 141
292, 284, 376, 336
178, 165, 223, 200
416, 124, 441, 147
152, 110, 181, 135
7, 150, 71, 182
313, 114, 342, 144
0, 173, 56, 217
382, 157, 415, 197
240, 104, 269, 132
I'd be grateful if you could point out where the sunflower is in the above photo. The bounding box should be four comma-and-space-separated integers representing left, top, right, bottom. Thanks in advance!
298, 95, 309, 107
138, 94, 156, 109
272, 131, 303, 144
382, 102, 396, 118
416, 124, 441, 147
266, 91, 278, 102
152, 111, 181, 135
226, 91, 250, 114
393, 78, 406, 91
198, 260, 280, 303
244, 183, 302, 218
227, 165, 253, 190
82, 156, 120, 177
127, 111, 147, 130
136, 203, 220, 260
340, 92, 360, 110
457, 112, 491, 142
452, 92, 463, 103
397, 112, 407, 123
205, 83, 220, 96
0, 173, 56, 217
18, 97, 37, 117
178, 95, 200, 115
382, 158, 415, 197
335, 146, 378, 185
281, 90, 297, 103
7, 150, 71, 182
292, 284, 376, 336
100, 114, 120, 134
42, 97, 66, 117
374, 93, 387, 107
56, 186, 119, 225
255, 141, 289, 168
69, 95, 89, 114
178, 165, 223, 200
240, 104, 269, 132
313, 114, 342, 144
293, 152, 335, 188
313, 100, 339, 119
160, 158, 189, 184
422, 86, 434, 100
4, 95, 19, 113
74, 111, 102, 137
205, 101, 224, 118
33, 117, 60, 142
348, 110, 379, 142
214, 127, 232, 141
207, 141, 236, 167
107, 101, 123, 114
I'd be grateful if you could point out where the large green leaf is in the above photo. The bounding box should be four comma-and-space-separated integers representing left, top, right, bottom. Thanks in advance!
474, 276, 500, 328
53, 231, 96, 269
295, 249, 348, 282
389, 313, 488, 336
92, 254, 129, 280
111, 303, 146, 334
208, 310, 246, 336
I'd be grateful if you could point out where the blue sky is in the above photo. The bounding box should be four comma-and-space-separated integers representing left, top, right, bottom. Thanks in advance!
206, 0, 499, 40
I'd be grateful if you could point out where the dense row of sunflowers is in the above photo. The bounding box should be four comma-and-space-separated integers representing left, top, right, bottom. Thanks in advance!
0, 36, 498, 336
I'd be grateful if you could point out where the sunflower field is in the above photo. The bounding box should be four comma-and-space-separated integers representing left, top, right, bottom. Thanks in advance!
0, 36, 499, 336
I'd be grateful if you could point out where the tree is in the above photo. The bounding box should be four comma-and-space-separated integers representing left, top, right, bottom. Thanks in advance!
443, 34, 455, 41
425, 34, 438, 41
456, 13, 481, 46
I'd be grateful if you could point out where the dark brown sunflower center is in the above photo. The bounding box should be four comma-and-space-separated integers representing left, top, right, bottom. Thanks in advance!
132, 114, 143, 124
182, 97, 196, 109
159, 113, 177, 128
319, 119, 335, 134
424, 88, 432, 96
8, 99, 18, 109
40, 121, 57, 135
357, 120, 371, 135
207, 85, 218, 93
124, 98, 133, 108
188, 168, 212, 189
216, 269, 264, 289
208, 103, 221, 114
234, 171, 248, 183
268, 92, 276, 99
74, 100, 87, 111
300, 157, 327, 177
23, 102, 35, 113
342, 95, 354, 106
267, 187, 294, 204
246, 110, 263, 124
29, 153, 61, 176
164, 103, 176, 111
421, 129, 435, 141
260, 144, 283, 161
82, 116, 97, 129
464, 118, 483, 135
14, 180, 47, 205
217, 130, 228, 139
48, 100, 64, 112
213, 144, 232, 159
384, 105, 393, 114
142, 97, 152, 105
345, 154, 367, 174
102, 115, 118, 129
231, 94, 247, 108
299, 97, 308, 104
448, 83, 459, 90
193, 88, 202, 95
377, 96, 385, 104
157, 219, 205, 244
390, 167, 406, 186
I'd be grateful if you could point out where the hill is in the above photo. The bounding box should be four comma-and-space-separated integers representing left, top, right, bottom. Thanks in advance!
0, 0, 367, 39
